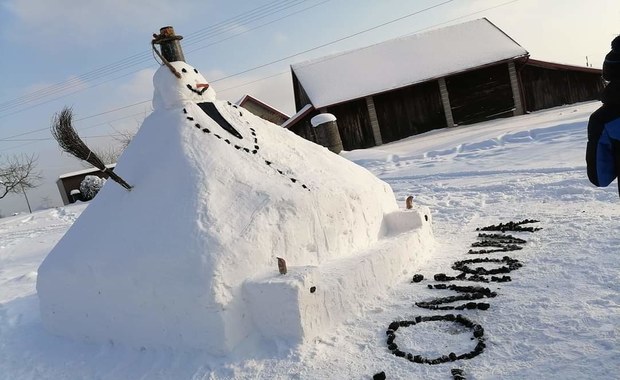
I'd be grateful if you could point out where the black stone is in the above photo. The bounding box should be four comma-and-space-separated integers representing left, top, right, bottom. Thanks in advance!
388, 322, 400, 331
477, 303, 490, 310
310, 286, 316, 293
387, 343, 397, 351
413, 355, 423, 363
394, 350, 406, 357
473, 325, 484, 338
372, 372, 386, 380
411, 274, 424, 283
449, 352, 457, 361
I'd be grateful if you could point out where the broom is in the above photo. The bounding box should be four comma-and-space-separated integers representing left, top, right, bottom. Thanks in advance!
51, 107, 133, 191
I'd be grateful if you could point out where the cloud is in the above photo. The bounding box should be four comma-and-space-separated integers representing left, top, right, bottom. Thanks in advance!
2, 0, 206, 49
116, 68, 156, 104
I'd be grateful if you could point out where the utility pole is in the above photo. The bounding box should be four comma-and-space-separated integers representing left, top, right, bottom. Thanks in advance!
20, 184, 32, 213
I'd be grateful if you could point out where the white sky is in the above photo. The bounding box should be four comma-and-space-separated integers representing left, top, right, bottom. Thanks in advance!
0, 0, 618, 214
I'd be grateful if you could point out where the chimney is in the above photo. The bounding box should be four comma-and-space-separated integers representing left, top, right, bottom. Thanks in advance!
153, 26, 185, 62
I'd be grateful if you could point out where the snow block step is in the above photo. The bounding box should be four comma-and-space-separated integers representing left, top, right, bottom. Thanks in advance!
243, 206, 434, 347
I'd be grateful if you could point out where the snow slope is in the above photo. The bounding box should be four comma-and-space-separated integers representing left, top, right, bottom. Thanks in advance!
1, 101, 618, 379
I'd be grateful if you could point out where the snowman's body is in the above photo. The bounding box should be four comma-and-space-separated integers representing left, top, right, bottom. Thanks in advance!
36, 61, 433, 354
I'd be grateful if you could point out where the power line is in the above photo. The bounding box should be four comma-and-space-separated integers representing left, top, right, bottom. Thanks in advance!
0, 0, 314, 116
0, 0, 522, 147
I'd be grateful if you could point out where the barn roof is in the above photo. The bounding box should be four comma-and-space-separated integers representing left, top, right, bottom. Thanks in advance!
236, 94, 290, 120
291, 18, 528, 108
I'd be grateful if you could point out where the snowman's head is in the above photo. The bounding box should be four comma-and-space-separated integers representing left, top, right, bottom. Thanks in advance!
152, 61, 217, 110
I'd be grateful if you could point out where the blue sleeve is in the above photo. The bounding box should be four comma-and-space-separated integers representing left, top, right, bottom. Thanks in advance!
596, 118, 620, 187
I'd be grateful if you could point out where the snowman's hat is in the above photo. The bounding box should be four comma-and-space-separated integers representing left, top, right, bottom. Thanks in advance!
152, 26, 185, 63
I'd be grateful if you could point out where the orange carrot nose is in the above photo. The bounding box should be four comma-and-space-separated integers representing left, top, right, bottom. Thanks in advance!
196, 83, 210, 89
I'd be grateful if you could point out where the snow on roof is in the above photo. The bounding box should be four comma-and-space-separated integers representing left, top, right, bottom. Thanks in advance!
291, 18, 528, 108
58, 164, 116, 179
281, 104, 314, 129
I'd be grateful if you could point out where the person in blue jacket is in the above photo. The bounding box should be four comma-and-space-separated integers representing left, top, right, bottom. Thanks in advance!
587, 35, 620, 196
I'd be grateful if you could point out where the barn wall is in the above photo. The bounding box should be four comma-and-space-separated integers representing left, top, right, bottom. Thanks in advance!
519, 65, 603, 112
288, 111, 320, 144
326, 99, 375, 150
242, 102, 287, 125
373, 80, 445, 144
292, 72, 312, 111
446, 63, 514, 125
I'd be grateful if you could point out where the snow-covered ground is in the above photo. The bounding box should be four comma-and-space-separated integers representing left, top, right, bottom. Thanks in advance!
1, 101, 618, 379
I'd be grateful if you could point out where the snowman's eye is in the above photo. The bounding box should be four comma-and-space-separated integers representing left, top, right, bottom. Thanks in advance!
194, 69, 199, 74
181, 68, 187, 73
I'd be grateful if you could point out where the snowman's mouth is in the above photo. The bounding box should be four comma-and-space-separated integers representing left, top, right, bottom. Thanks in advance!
186, 83, 208, 95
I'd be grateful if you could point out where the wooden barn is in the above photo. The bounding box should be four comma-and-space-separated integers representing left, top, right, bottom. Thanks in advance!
236, 94, 290, 125
287, 18, 603, 150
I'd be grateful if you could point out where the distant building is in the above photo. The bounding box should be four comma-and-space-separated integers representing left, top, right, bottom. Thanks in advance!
286, 18, 603, 150
236, 94, 290, 125
56, 165, 115, 205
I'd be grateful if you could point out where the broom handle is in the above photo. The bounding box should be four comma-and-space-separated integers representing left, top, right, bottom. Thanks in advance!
103, 169, 133, 190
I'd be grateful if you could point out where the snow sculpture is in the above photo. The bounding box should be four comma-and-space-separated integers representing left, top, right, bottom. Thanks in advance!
36, 60, 434, 355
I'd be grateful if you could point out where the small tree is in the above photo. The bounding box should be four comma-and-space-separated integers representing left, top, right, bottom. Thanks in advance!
80, 175, 107, 201
0, 154, 42, 200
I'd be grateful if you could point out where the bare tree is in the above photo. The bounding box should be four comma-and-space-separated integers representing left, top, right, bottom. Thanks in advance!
0, 154, 42, 200
78, 145, 122, 169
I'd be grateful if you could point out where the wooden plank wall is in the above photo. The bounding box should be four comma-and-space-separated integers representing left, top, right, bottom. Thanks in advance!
292, 72, 312, 111
288, 112, 320, 143
519, 65, 604, 112
373, 81, 445, 144
446, 63, 514, 125
327, 99, 375, 150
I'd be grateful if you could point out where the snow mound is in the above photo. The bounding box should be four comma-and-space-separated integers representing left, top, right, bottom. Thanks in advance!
36, 61, 434, 355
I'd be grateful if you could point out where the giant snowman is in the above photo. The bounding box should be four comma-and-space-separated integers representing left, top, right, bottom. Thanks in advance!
37, 60, 434, 354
